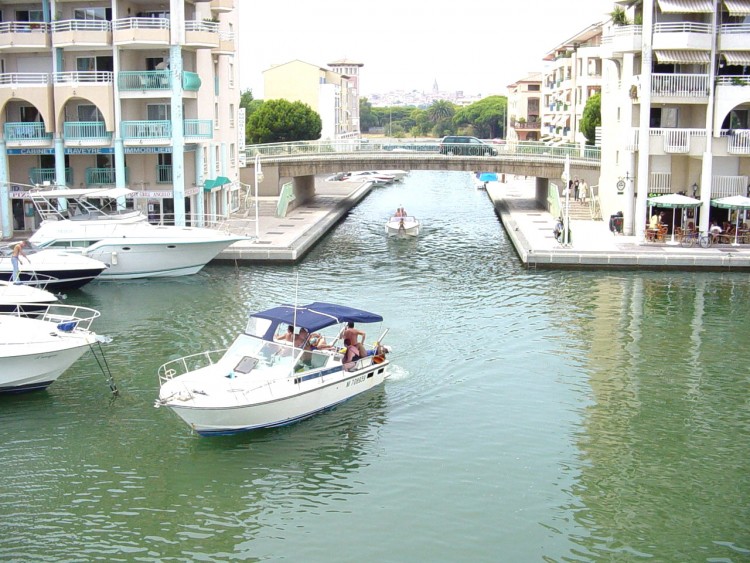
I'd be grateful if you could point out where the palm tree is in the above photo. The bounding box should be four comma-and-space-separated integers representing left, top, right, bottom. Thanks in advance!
428, 100, 455, 123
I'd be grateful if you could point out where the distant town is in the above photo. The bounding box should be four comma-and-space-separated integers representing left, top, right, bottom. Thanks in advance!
366, 81, 493, 108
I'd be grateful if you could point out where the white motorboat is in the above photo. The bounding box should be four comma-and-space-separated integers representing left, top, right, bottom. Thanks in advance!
385, 215, 421, 237
27, 187, 247, 280
0, 243, 108, 290
156, 301, 392, 436
372, 170, 409, 182
341, 171, 395, 185
0, 280, 57, 313
0, 304, 103, 393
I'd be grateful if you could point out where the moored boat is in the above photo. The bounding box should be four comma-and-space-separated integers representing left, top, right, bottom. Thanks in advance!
0, 243, 108, 290
0, 280, 58, 313
156, 301, 392, 436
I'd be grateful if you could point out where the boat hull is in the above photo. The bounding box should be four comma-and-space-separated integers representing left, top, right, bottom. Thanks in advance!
385, 218, 420, 237
0, 338, 94, 393
0, 251, 107, 290
162, 361, 390, 436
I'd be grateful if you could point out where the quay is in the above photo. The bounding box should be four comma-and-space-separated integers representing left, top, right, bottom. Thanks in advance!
219, 176, 750, 271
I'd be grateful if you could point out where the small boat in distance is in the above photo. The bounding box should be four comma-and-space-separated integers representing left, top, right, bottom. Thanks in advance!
27, 187, 247, 280
385, 215, 421, 237
0, 304, 104, 393
156, 301, 392, 436
0, 243, 108, 290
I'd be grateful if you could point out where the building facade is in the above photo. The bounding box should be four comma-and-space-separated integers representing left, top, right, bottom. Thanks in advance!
542, 22, 604, 145
507, 73, 543, 142
0, 0, 240, 237
598, 0, 750, 237
263, 59, 361, 140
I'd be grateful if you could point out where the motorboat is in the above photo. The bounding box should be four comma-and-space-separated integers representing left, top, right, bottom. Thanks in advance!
27, 187, 247, 280
156, 301, 392, 436
0, 280, 57, 313
341, 171, 395, 185
0, 303, 103, 393
385, 215, 421, 237
0, 243, 108, 290
372, 170, 409, 182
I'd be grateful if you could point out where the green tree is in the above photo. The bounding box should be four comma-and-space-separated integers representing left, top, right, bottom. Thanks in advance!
579, 92, 601, 145
454, 96, 507, 139
239, 89, 263, 143
359, 97, 377, 133
428, 100, 455, 124
247, 99, 322, 144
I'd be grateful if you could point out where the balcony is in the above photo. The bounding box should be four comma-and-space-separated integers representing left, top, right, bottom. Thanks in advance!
121, 120, 172, 144
51, 19, 112, 47
719, 23, 750, 51
653, 22, 712, 51
213, 31, 235, 55
54, 71, 114, 102
113, 18, 169, 46
722, 129, 750, 155
0, 22, 50, 52
4, 122, 52, 146
712, 175, 749, 198
184, 20, 220, 49
156, 165, 173, 184
651, 73, 709, 100
184, 119, 213, 139
63, 122, 112, 146
512, 121, 541, 130
628, 128, 707, 155
119, 70, 171, 92
211, 0, 235, 12
30, 167, 73, 185
86, 167, 126, 186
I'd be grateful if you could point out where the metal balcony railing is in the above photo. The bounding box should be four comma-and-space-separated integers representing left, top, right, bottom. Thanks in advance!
54, 71, 113, 84
185, 20, 219, 33
113, 17, 170, 31
30, 167, 73, 185
0, 73, 49, 86
653, 22, 712, 34
86, 167, 125, 185
51, 19, 112, 32
649, 172, 672, 193
156, 165, 173, 184
651, 73, 709, 97
63, 121, 111, 142
722, 129, 750, 154
118, 70, 171, 90
184, 119, 213, 138
121, 120, 171, 140
0, 21, 49, 33
712, 175, 749, 197
4, 122, 52, 142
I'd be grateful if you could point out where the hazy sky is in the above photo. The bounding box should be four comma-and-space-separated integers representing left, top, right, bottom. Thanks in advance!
237, 0, 612, 98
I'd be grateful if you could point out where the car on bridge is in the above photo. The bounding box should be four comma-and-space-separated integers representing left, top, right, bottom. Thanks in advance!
439, 136, 498, 156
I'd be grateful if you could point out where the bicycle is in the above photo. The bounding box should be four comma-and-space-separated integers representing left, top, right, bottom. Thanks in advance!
680, 231, 711, 248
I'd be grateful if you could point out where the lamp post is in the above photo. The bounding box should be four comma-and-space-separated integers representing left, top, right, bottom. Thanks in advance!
254, 153, 264, 240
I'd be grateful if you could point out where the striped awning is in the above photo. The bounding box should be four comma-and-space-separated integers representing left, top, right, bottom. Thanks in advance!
724, 0, 750, 15
657, 0, 714, 12
722, 51, 750, 66
654, 50, 711, 64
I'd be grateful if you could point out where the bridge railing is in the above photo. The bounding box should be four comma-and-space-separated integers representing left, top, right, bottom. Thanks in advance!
245, 139, 601, 163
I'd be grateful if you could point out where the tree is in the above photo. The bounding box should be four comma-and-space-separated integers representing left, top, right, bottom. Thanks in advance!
454, 96, 507, 139
579, 92, 601, 145
239, 89, 263, 143
428, 100, 455, 124
359, 97, 377, 133
247, 99, 322, 144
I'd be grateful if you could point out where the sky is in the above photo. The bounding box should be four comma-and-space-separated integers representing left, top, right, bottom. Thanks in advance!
237, 0, 613, 99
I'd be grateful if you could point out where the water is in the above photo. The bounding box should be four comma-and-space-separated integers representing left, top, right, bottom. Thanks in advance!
1, 171, 749, 562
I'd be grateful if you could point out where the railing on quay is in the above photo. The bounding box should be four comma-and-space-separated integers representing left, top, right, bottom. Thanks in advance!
244, 139, 601, 164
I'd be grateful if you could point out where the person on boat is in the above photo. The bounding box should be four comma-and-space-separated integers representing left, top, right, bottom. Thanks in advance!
394, 207, 403, 218
11, 241, 28, 284
343, 338, 361, 371
294, 327, 309, 348
341, 321, 367, 358
275, 325, 294, 342
308, 332, 330, 350
398, 217, 406, 233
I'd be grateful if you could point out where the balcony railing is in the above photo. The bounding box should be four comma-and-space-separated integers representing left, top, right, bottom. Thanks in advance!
30, 167, 73, 185
185, 20, 219, 33
184, 119, 213, 138
86, 167, 125, 185
0, 73, 50, 86
653, 22, 712, 34
649, 172, 672, 193
63, 121, 112, 142
651, 128, 706, 153
715, 75, 750, 86
651, 73, 709, 97
4, 122, 52, 142
722, 129, 750, 154
54, 71, 114, 84
0, 21, 49, 33
182, 71, 201, 91
712, 175, 749, 198
51, 19, 112, 32
121, 120, 171, 140
113, 18, 170, 31
118, 70, 171, 90
156, 165, 173, 184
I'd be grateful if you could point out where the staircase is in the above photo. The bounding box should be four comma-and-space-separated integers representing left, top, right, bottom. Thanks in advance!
563, 199, 594, 221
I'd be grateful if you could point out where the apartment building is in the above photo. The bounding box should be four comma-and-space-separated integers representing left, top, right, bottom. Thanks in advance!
0, 0, 239, 237
506, 73, 543, 142
263, 59, 361, 140
542, 21, 604, 145
598, 0, 750, 237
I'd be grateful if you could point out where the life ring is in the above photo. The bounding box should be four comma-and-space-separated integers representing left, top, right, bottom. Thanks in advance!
373, 355, 385, 364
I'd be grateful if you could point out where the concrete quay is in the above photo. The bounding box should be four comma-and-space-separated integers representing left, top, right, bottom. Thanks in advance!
487, 178, 750, 271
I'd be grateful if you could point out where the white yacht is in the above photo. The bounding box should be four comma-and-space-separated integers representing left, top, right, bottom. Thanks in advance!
0, 280, 57, 313
28, 188, 246, 280
0, 243, 107, 290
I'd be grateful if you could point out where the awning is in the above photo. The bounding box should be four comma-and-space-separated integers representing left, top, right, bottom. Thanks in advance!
654, 49, 711, 64
657, 0, 714, 12
724, 0, 750, 15
203, 176, 231, 191
721, 51, 750, 66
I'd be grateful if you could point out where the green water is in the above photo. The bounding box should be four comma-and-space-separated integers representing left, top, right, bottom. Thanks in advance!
1, 172, 748, 562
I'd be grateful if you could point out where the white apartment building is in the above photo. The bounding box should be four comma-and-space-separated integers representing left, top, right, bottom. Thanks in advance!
507, 72, 543, 142
542, 21, 604, 145
0, 0, 240, 237
599, 0, 750, 237
263, 59, 361, 140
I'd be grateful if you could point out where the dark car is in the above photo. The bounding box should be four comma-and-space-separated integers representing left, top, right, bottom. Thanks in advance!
439, 136, 498, 156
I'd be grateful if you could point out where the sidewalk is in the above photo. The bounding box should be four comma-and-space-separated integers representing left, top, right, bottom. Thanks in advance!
488, 178, 750, 270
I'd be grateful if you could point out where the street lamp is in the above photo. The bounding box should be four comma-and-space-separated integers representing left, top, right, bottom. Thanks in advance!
254, 153, 264, 240
692, 182, 698, 198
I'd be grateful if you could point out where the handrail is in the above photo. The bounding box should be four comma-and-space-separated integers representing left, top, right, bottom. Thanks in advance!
51, 19, 112, 32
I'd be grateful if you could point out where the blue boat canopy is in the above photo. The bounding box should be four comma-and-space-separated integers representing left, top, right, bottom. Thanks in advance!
252, 302, 383, 339
479, 172, 498, 182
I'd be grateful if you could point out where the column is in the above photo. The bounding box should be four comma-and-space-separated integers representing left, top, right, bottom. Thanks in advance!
195, 144, 205, 227
634, 0, 654, 241
0, 141, 11, 238
54, 136, 68, 212
170, 44, 186, 226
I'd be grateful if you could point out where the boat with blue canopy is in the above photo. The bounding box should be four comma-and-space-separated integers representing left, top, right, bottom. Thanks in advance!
155, 302, 391, 436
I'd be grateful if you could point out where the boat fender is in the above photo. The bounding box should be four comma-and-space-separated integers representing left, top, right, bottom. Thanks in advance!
111, 251, 118, 265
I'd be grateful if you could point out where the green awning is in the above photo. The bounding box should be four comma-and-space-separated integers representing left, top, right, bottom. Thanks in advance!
203, 176, 231, 191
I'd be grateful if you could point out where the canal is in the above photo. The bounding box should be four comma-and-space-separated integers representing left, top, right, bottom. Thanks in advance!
1, 171, 748, 561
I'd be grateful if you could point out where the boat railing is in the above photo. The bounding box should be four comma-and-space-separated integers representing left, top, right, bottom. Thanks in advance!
158, 349, 227, 384
3, 303, 101, 331
1, 271, 59, 290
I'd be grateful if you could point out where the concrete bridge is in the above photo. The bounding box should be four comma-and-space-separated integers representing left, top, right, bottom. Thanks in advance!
240, 140, 601, 211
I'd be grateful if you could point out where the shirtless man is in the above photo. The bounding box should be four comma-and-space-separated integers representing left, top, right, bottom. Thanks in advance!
11, 241, 28, 283
275, 325, 294, 342
341, 321, 367, 358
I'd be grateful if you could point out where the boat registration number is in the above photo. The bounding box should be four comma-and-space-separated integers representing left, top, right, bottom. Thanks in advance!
346, 374, 367, 387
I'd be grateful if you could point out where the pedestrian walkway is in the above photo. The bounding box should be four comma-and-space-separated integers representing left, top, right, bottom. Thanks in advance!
488, 177, 750, 270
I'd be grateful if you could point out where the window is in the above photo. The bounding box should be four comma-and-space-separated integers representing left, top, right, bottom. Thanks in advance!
147, 104, 170, 121
20, 106, 40, 122
73, 8, 111, 21
214, 103, 219, 128
528, 84, 540, 91
229, 63, 234, 87
230, 143, 235, 167
77, 57, 95, 72
229, 104, 235, 128
15, 9, 43, 22
146, 57, 167, 71
77, 104, 103, 122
